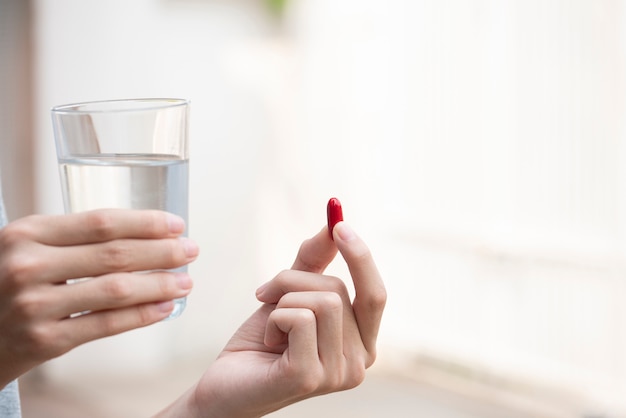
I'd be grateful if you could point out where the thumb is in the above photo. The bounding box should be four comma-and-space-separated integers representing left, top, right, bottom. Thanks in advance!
290, 226, 338, 273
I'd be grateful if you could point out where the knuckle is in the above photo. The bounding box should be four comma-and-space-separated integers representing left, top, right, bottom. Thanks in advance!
273, 269, 291, 282
0, 252, 40, 287
322, 364, 345, 390
326, 275, 349, 295
368, 287, 388, 311
270, 269, 292, 291
167, 239, 185, 264
151, 240, 185, 270
344, 364, 366, 389
353, 246, 374, 265
95, 305, 161, 337
134, 304, 161, 327
319, 291, 343, 311
101, 242, 134, 270
95, 313, 120, 337
297, 376, 321, 395
0, 219, 35, 246
290, 366, 322, 395
294, 308, 317, 325
84, 210, 117, 240
318, 360, 366, 393
156, 272, 177, 297
12, 291, 46, 319
144, 211, 165, 234
102, 276, 134, 301
23, 324, 63, 359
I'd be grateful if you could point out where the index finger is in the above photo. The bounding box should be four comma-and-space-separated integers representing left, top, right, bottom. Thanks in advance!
333, 222, 386, 361
26, 209, 186, 246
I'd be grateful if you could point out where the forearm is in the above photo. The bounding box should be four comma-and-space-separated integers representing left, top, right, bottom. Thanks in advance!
153, 385, 214, 418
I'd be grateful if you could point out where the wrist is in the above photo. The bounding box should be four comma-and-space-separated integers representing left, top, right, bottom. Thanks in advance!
154, 383, 219, 418
186, 380, 264, 418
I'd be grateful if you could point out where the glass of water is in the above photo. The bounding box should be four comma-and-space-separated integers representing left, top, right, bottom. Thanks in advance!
51, 98, 190, 320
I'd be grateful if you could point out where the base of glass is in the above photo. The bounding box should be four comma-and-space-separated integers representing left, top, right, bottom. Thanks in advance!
164, 296, 187, 320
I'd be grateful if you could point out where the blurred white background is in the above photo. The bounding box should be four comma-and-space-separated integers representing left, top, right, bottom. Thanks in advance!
2, 0, 626, 416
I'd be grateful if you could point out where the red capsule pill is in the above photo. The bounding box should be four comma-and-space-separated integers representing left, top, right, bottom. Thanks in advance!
327, 197, 343, 240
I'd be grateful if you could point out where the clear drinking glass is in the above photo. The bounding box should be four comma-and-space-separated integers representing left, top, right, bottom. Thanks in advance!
51, 98, 190, 320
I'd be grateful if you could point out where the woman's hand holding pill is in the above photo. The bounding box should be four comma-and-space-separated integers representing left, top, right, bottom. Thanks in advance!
156, 198, 386, 418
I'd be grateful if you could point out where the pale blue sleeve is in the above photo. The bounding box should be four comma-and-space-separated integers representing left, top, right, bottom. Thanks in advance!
0, 178, 22, 417
0, 381, 22, 418
0, 175, 7, 227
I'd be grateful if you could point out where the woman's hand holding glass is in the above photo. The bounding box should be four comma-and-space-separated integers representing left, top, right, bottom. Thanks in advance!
0, 209, 198, 388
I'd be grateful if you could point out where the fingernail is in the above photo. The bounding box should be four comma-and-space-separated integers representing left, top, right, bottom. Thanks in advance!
176, 273, 193, 290
156, 300, 174, 313
181, 238, 199, 258
168, 214, 185, 234
334, 222, 356, 242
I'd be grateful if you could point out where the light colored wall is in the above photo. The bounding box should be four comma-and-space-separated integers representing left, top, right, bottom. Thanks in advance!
31, 0, 626, 413
0, 0, 34, 220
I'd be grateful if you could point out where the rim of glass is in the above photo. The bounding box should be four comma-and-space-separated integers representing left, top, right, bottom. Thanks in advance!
51, 98, 189, 114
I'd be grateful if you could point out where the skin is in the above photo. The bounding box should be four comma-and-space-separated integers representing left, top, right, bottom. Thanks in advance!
0, 209, 198, 388
0, 210, 386, 417
155, 221, 386, 418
